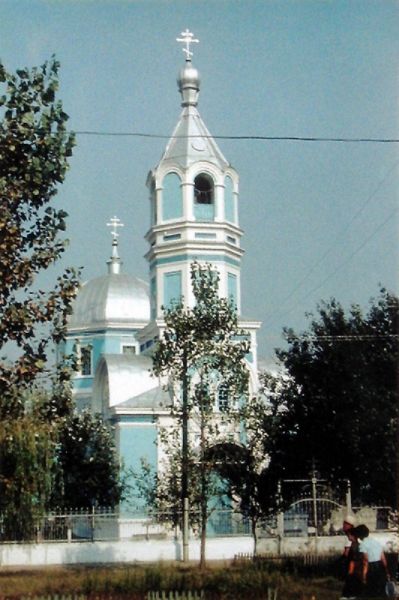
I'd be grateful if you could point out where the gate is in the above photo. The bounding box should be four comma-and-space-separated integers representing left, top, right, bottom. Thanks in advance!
284, 497, 343, 536
280, 476, 350, 536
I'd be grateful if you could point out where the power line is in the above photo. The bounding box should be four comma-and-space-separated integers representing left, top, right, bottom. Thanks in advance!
299, 205, 399, 302
262, 333, 399, 342
284, 334, 399, 341
73, 130, 399, 143
265, 204, 398, 325
261, 159, 399, 327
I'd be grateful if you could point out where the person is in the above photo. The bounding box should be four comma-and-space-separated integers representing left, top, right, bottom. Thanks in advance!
342, 514, 357, 558
353, 524, 390, 598
341, 526, 363, 599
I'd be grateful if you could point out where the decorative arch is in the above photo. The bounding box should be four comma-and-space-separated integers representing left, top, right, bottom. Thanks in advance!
193, 172, 215, 221
224, 175, 235, 223
162, 172, 182, 221
92, 357, 109, 416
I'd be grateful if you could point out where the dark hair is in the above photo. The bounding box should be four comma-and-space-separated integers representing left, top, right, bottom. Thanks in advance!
353, 524, 369, 540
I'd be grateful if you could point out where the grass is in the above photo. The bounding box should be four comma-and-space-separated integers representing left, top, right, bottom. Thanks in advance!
0, 562, 343, 599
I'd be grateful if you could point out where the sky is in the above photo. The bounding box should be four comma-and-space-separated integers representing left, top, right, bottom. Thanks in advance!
1, 0, 398, 365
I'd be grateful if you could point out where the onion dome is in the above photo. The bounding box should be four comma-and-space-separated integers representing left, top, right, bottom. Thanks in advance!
177, 61, 200, 107
156, 30, 229, 171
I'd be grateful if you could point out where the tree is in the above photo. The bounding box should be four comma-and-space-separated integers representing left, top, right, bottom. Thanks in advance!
0, 56, 78, 540
209, 387, 283, 554
53, 410, 123, 509
0, 57, 78, 416
151, 262, 250, 565
264, 288, 399, 508
0, 414, 57, 541
0, 59, 122, 538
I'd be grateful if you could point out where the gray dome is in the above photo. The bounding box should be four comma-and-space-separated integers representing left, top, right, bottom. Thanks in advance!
68, 273, 150, 331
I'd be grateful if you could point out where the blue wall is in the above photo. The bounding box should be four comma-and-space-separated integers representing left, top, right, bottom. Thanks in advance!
118, 418, 158, 513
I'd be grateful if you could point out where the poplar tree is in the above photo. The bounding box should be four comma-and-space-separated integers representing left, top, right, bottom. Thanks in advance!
152, 262, 249, 566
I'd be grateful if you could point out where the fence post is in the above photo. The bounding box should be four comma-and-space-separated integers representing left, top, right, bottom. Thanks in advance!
345, 479, 352, 514
312, 475, 318, 555
276, 479, 284, 555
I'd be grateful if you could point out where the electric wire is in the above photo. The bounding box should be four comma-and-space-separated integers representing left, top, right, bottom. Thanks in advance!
71, 128, 398, 351
261, 159, 399, 327
74, 130, 399, 143
264, 204, 398, 327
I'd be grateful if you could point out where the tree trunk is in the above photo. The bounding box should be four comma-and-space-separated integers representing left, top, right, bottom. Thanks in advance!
199, 389, 207, 569
252, 517, 258, 556
181, 355, 189, 562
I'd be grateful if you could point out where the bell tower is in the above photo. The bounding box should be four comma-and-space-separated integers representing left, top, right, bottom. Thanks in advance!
145, 29, 244, 320
140, 30, 260, 374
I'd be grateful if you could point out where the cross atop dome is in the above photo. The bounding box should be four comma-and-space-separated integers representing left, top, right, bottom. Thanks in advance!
176, 29, 199, 61
106, 216, 124, 274
107, 216, 124, 244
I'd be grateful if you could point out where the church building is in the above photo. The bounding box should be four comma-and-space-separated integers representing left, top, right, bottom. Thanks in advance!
61, 30, 262, 502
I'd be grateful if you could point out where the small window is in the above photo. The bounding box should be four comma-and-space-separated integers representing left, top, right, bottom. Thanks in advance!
150, 179, 157, 225
80, 346, 92, 376
122, 345, 136, 356
195, 232, 217, 240
150, 276, 157, 320
163, 233, 181, 241
218, 384, 229, 412
228, 272, 238, 307
194, 174, 214, 221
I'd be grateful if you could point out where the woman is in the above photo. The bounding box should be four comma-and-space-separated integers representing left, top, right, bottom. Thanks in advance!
353, 524, 390, 598
341, 526, 363, 599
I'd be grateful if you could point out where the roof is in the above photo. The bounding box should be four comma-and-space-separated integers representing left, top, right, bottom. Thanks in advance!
67, 273, 150, 331
93, 354, 171, 412
158, 105, 229, 171
155, 59, 229, 172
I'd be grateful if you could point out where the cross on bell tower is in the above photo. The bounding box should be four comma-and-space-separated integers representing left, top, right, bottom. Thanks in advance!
176, 29, 199, 61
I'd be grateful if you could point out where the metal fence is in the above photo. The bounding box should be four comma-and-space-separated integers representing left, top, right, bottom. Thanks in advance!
0, 503, 393, 544
0, 507, 251, 543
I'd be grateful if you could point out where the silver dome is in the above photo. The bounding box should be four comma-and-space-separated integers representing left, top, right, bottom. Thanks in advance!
68, 272, 150, 331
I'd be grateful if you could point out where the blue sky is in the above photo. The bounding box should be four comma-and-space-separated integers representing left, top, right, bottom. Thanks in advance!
1, 0, 398, 363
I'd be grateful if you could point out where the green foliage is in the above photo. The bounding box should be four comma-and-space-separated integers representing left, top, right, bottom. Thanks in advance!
153, 262, 250, 399
0, 415, 57, 540
209, 392, 283, 552
52, 409, 123, 509
264, 288, 399, 507
149, 263, 250, 560
0, 57, 79, 416
0, 59, 121, 536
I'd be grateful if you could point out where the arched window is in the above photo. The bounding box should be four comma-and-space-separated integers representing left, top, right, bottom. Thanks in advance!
163, 271, 182, 309
75, 343, 92, 376
194, 173, 214, 221
150, 179, 157, 225
224, 176, 235, 223
227, 272, 237, 308
162, 173, 182, 221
